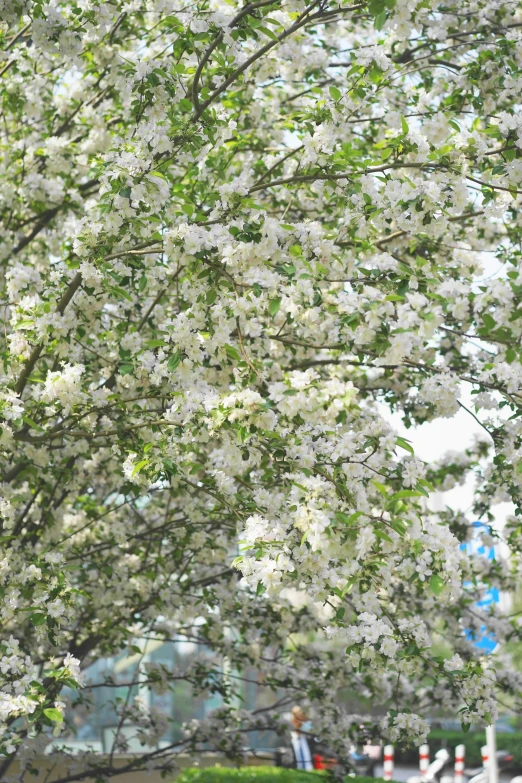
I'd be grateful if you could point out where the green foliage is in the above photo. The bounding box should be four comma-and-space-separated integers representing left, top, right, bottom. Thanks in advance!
176, 768, 321, 783
175, 768, 390, 783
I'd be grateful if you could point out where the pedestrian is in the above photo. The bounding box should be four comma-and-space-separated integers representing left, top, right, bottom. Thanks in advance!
289, 706, 315, 771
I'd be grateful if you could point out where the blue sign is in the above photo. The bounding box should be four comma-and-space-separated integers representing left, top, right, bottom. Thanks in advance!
460, 522, 499, 654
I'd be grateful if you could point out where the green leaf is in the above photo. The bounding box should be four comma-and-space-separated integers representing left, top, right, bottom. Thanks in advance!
225, 344, 241, 361
163, 458, 177, 476
113, 286, 133, 302
334, 510, 362, 525
70, 588, 91, 598
132, 459, 149, 476
430, 574, 444, 595
30, 613, 46, 626
146, 339, 167, 348
44, 708, 63, 723
374, 9, 387, 30
269, 297, 282, 317
206, 288, 217, 305
391, 489, 423, 500
482, 313, 496, 330
400, 115, 409, 134
375, 529, 393, 543
380, 148, 393, 160
168, 351, 181, 372
342, 575, 357, 597
329, 85, 342, 101
390, 519, 407, 536
396, 436, 414, 455
258, 25, 278, 41
415, 484, 430, 497
22, 415, 44, 432
372, 480, 388, 496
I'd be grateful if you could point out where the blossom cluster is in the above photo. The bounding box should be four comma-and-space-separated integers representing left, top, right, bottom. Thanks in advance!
1, 0, 522, 778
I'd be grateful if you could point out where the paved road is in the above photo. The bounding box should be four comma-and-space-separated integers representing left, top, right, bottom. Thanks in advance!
373, 763, 421, 782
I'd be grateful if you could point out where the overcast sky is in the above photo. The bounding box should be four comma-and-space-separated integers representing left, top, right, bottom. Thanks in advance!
383, 383, 512, 534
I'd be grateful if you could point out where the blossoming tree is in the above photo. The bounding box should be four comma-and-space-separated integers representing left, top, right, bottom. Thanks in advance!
2, 0, 522, 778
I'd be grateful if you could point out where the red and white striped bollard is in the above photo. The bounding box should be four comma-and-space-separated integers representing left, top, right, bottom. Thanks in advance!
383, 745, 394, 781
419, 744, 430, 780
454, 744, 466, 783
